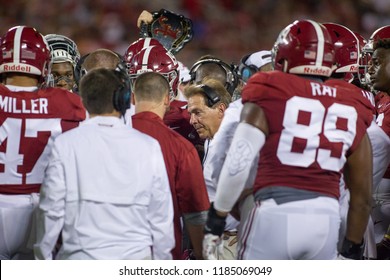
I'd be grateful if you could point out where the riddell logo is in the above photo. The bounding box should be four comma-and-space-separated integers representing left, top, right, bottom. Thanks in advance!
3, 65, 32, 72
303, 67, 330, 76
349, 65, 358, 72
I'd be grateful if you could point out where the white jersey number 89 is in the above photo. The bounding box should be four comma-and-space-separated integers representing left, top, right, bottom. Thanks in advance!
277, 96, 357, 172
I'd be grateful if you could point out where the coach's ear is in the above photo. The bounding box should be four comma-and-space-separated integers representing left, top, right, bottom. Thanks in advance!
164, 92, 170, 107
216, 102, 227, 119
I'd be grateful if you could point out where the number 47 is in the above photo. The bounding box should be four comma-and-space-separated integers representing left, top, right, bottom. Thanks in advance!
0, 117, 62, 184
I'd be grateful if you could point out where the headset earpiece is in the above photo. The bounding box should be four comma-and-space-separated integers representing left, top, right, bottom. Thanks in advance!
238, 54, 259, 82
74, 53, 89, 86
197, 84, 220, 107
238, 51, 272, 82
112, 65, 131, 116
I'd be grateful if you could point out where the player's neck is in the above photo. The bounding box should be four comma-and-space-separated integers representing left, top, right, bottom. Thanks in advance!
299, 74, 326, 82
4, 74, 39, 87
89, 111, 121, 118
134, 101, 167, 119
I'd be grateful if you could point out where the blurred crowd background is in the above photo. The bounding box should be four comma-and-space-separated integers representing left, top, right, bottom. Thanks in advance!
1, 0, 390, 68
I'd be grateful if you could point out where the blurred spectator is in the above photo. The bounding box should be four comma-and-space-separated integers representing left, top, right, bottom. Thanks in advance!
0, 0, 387, 68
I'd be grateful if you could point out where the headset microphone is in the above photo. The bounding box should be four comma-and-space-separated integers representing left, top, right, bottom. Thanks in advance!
188, 129, 196, 140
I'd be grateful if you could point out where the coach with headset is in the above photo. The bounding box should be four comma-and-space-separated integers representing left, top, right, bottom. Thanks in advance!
185, 79, 237, 259
34, 68, 174, 260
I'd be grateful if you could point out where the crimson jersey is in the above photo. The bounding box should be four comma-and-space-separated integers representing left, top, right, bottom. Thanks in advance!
242, 71, 373, 198
0, 85, 86, 194
132, 111, 210, 259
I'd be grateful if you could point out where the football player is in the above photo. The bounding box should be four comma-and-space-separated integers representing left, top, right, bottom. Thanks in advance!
203, 20, 373, 260
44, 34, 80, 92
0, 26, 86, 259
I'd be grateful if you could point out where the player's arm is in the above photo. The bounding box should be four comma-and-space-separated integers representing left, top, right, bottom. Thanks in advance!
341, 133, 372, 259
183, 211, 207, 260
137, 10, 153, 28
203, 102, 268, 259
178, 145, 210, 260
214, 102, 268, 214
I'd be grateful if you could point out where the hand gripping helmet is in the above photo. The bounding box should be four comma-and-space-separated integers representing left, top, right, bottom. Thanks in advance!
272, 20, 335, 77
124, 37, 163, 68
323, 23, 360, 74
44, 34, 80, 68
128, 45, 179, 100
360, 25, 390, 86
0, 26, 51, 81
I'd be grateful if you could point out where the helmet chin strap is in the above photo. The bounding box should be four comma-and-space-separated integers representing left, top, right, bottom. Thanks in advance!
283, 60, 288, 73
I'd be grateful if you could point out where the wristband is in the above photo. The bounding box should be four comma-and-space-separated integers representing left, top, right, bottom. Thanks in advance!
340, 238, 364, 260
204, 203, 226, 237
380, 236, 390, 249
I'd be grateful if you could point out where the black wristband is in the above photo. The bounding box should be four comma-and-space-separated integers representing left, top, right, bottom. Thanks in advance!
204, 203, 226, 236
340, 238, 364, 260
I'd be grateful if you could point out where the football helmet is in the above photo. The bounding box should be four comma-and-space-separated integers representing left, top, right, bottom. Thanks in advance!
272, 20, 335, 77
124, 37, 163, 68
128, 45, 179, 100
360, 25, 390, 86
44, 34, 80, 67
139, 9, 193, 55
0, 26, 51, 80
323, 23, 360, 73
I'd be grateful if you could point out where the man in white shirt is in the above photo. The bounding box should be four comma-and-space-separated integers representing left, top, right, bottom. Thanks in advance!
34, 68, 174, 260
200, 51, 273, 260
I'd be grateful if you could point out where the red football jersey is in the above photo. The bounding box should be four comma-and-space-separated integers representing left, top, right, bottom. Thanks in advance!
133, 111, 210, 259
0, 85, 86, 194
242, 71, 373, 198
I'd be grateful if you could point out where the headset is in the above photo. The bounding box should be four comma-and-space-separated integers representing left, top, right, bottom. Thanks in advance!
189, 58, 239, 96
238, 54, 259, 82
74, 53, 89, 86
112, 62, 131, 117
238, 51, 272, 82
74, 51, 128, 86
196, 84, 220, 107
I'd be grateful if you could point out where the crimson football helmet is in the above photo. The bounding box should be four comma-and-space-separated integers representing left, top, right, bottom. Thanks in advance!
128, 45, 179, 100
0, 26, 51, 81
272, 20, 335, 77
360, 25, 390, 86
124, 37, 163, 68
323, 23, 360, 74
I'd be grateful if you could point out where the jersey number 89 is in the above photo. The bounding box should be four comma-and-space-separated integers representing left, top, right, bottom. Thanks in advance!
277, 96, 357, 172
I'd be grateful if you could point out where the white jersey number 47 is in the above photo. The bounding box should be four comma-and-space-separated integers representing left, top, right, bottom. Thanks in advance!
0, 118, 62, 184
